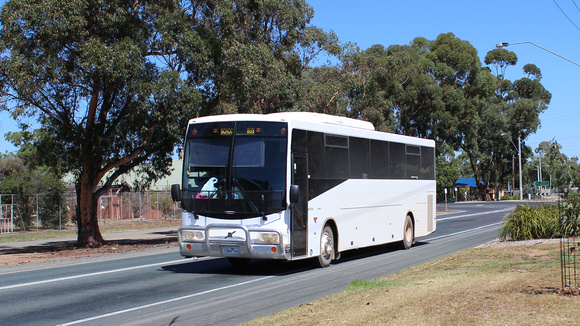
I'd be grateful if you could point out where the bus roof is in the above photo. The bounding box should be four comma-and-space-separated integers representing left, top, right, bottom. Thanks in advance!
188, 112, 375, 131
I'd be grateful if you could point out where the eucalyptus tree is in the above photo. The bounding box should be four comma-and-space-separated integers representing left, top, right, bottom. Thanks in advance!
483, 49, 551, 199
0, 0, 333, 246
0, 0, 200, 246
535, 141, 579, 192
189, 0, 340, 115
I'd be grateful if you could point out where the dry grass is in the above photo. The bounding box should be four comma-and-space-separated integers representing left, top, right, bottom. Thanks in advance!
244, 243, 579, 326
0, 219, 180, 243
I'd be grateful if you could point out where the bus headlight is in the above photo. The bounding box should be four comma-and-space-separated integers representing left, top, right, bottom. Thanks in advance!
251, 231, 280, 245
182, 230, 205, 242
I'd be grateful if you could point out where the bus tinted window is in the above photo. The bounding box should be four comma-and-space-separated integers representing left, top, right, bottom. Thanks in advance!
233, 139, 264, 167
405, 145, 421, 179
389, 142, 405, 179
325, 134, 348, 147
421, 146, 435, 180
406, 145, 421, 179
189, 139, 230, 167
350, 137, 370, 179
370, 140, 388, 179
291, 129, 307, 152
307, 131, 325, 178
326, 146, 348, 178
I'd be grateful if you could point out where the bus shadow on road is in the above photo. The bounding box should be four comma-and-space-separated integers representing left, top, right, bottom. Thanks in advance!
332, 240, 430, 264
160, 256, 315, 276
160, 241, 430, 276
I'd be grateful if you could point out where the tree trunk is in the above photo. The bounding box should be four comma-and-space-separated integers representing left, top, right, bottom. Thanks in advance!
76, 170, 105, 247
476, 182, 489, 201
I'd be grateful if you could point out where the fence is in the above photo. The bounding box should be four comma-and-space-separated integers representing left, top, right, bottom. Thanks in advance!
1, 203, 14, 234
95, 191, 180, 221
560, 196, 580, 294
0, 191, 180, 232
560, 237, 579, 293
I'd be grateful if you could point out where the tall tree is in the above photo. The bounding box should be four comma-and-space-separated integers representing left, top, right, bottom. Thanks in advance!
0, 0, 336, 246
0, 0, 199, 246
187, 0, 339, 115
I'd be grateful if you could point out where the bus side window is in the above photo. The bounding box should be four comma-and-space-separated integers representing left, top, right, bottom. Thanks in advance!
370, 140, 388, 179
389, 142, 405, 179
350, 137, 370, 179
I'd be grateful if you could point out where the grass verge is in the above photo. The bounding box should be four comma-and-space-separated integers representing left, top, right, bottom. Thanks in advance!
244, 243, 579, 325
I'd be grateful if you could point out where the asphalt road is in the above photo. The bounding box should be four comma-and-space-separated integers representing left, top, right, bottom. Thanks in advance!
0, 201, 518, 326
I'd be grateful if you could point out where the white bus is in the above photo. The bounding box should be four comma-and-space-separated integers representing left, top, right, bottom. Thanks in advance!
171, 112, 436, 267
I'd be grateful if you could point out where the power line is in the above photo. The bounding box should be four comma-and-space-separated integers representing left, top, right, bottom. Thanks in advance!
552, 0, 580, 32
573, 0, 580, 12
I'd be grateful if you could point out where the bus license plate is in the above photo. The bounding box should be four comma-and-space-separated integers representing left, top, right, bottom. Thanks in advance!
222, 247, 239, 255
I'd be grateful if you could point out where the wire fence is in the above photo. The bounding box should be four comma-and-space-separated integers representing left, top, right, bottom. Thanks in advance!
560, 196, 580, 294
0, 191, 180, 233
1, 203, 14, 234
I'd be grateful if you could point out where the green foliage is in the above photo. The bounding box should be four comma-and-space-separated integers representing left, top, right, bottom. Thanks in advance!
306, 32, 551, 201
484, 48, 517, 77
560, 194, 580, 237
500, 195, 580, 241
500, 204, 561, 240
0, 154, 67, 229
0, 0, 338, 245
534, 140, 579, 194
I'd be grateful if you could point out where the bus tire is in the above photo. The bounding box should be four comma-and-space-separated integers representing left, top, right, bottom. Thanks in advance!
316, 225, 335, 268
401, 215, 414, 250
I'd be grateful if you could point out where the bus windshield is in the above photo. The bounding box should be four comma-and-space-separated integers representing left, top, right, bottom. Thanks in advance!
182, 121, 288, 219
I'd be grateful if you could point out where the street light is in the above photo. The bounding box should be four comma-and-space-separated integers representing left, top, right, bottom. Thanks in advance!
501, 133, 523, 201
496, 42, 580, 67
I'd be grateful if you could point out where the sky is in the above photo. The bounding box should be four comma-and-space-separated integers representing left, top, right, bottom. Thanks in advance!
1, 0, 579, 160
306, 0, 580, 159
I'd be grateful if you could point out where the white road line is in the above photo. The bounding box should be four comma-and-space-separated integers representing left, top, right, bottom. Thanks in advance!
57, 275, 275, 326
427, 221, 503, 241
437, 208, 514, 221
0, 259, 188, 291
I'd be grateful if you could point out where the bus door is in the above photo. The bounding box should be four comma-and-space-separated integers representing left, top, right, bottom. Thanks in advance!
291, 153, 308, 257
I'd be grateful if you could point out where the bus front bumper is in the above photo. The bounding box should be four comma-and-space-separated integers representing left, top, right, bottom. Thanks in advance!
178, 225, 289, 260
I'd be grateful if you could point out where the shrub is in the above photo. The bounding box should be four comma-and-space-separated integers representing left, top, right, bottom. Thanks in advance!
560, 194, 580, 237
500, 204, 561, 240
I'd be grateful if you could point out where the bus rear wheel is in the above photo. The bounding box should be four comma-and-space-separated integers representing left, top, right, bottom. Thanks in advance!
316, 225, 335, 268
401, 215, 414, 250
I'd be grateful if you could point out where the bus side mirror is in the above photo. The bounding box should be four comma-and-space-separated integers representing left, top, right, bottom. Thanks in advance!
171, 184, 181, 202
289, 185, 300, 204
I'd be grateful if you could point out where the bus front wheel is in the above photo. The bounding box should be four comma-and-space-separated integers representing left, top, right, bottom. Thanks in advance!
401, 215, 414, 250
316, 225, 335, 268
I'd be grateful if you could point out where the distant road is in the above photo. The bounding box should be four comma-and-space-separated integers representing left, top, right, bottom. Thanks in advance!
0, 201, 517, 326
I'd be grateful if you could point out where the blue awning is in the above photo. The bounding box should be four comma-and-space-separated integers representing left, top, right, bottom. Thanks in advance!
454, 178, 483, 188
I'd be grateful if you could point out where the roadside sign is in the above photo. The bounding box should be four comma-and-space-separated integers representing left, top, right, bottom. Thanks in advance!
534, 181, 550, 187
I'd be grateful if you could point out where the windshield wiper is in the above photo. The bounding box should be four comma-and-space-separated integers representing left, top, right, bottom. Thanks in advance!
232, 177, 267, 221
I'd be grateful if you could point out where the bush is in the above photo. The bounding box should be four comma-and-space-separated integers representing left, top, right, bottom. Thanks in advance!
560, 194, 580, 237
500, 204, 561, 240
